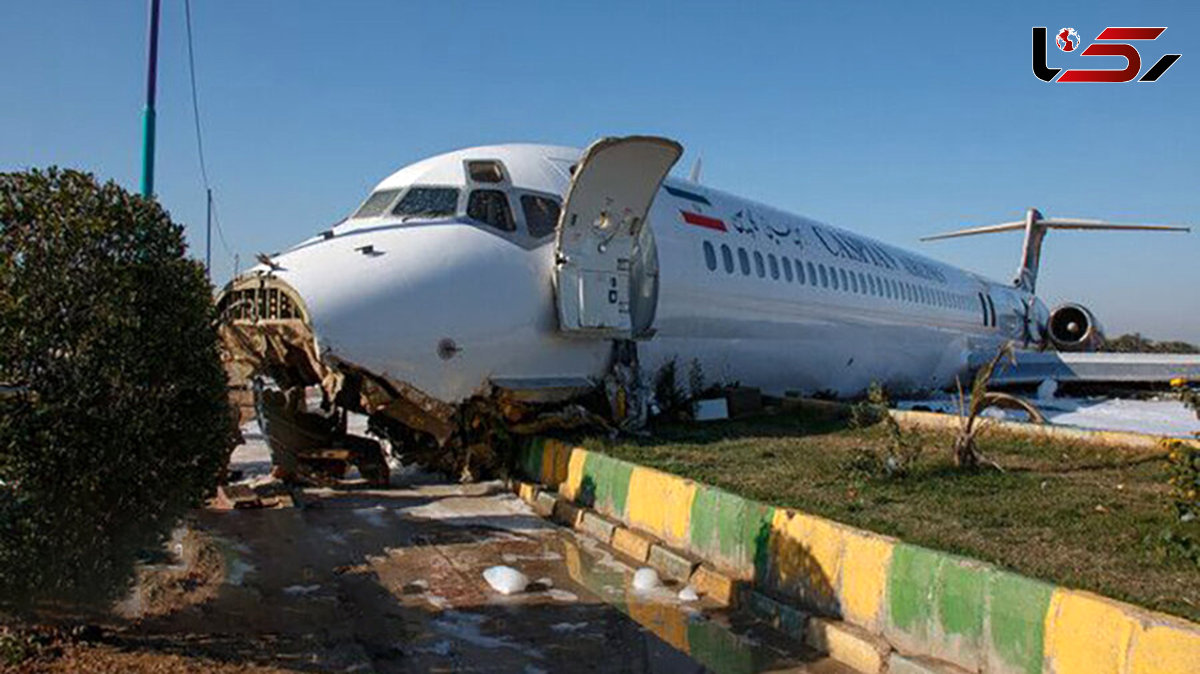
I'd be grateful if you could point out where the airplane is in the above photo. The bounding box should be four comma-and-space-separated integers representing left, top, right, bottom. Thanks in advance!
216, 136, 1192, 474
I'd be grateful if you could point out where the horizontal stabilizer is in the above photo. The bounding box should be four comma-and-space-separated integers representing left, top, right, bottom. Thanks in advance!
980, 351, 1200, 386
922, 208, 1190, 293
922, 219, 1189, 241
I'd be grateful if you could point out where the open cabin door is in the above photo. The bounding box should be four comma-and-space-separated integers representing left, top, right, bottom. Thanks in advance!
554, 136, 682, 338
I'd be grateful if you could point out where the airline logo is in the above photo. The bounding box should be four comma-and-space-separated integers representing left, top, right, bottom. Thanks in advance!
1033, 26, 1181, 83
666, 184, 727, 232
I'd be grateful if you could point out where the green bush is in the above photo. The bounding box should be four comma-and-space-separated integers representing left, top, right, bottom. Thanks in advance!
0, 169, 234, 610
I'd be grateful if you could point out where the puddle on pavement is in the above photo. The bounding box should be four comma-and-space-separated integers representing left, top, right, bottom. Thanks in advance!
191, 484, 841, 673
386, 518, 829, 673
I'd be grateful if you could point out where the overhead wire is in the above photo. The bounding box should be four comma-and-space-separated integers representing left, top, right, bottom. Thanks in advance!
183, 0, 237, 275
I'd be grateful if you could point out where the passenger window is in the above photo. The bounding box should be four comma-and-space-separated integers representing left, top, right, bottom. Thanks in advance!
352, 189, 400, 219
850, 272, 859, 294
859, 273, 867, 295
721, 244, 734, 273
703, 241, 717, 271
467, 160, 506, 183
782, 257, 793, 282
769, 254, 779, 280
467, 190, 515, 232
819, 264, 829, 288
806, 262, 816, 286
392, 187, 459, 219
738, 248, 751, 275
838, 268, 848, 291
754, 251, 765, 278
520, 194, 560, 238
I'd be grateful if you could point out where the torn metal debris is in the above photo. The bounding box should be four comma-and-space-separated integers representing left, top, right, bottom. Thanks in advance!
215, 273, 615, 483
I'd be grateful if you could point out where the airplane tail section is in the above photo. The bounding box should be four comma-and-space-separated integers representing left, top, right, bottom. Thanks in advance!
922, 208, 1189, 294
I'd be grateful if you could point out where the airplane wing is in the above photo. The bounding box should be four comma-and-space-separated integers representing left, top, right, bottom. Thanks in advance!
977, 351, 1200, 386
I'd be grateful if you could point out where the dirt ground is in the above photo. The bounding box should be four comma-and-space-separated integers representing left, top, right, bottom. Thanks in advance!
6, 474, 850, 674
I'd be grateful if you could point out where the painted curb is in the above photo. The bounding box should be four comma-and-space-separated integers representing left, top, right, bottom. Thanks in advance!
515, 439, 1200, 674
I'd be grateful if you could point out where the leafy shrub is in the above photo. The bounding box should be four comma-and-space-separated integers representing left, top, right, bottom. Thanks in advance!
1164, 439, 1199, 523
842, 383, 921, 479
652, 358, 688, 419
0, 169, 234, 610
1172, 378, 1199, 422
1149, 438, 1200, 567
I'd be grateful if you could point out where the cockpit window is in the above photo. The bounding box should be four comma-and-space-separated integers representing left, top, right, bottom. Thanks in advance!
351, 189, 400, 219
467, 160, 506, 183
391, 187, 459, 219
467, 190, 515, 232
520, 194, 560, 238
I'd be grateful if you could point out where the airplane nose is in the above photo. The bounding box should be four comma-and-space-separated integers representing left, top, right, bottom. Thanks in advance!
228, 223, 555, 404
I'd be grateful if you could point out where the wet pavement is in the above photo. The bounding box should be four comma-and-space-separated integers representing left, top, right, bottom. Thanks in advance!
126, 472, 853, 672
108, 420, 858, 672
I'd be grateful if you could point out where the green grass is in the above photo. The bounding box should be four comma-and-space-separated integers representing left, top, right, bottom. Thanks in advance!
573, 412, 1200, 622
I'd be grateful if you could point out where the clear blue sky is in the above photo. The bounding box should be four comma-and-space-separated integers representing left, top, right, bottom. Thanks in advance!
3, 1, 1197, 341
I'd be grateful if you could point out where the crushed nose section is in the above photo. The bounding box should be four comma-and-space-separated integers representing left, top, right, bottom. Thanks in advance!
215, 272, 616, 482
215, 273, 472, 479
216, 274, 326, 421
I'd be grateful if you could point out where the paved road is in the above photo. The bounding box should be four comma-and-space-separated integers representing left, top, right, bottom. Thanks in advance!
124, 472, 853, 673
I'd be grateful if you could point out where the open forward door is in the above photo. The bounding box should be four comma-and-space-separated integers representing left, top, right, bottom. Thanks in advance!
554, 136, 682, 338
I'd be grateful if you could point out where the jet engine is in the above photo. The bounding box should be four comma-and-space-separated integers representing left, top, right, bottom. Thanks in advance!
1046, 302, 1105, 352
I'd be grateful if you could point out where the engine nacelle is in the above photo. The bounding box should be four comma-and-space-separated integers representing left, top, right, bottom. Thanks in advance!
1047, 302, 1105, 352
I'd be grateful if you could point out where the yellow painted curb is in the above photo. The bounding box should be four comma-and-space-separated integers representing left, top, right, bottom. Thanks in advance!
626, 466, 697, 548
1044, 589, 1138, 673
560, 447, 589, 502
806, 617, 889, 674
611, 526, 654, 563
691, 564, 737, 606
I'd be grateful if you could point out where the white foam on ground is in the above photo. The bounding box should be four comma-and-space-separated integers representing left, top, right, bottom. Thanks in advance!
545, 589, 578, 602
353, 505, 390, 528
431, 611, 544, 659
678, 586, 700, 602
898, 396, 1199, 438
632, 567, 661, 592
483, 566, 529, 595
402, 495, 555, 534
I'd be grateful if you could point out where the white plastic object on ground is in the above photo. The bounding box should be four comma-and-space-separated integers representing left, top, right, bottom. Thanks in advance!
483, 566, 529, 595
677, 585, 699, 602
632, 567, 661, 592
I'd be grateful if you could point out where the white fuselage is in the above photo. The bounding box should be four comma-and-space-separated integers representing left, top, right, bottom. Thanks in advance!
254, 144, 1038, 403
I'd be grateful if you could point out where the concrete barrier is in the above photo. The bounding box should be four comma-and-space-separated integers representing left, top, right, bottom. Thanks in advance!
515, 439, 1200, 674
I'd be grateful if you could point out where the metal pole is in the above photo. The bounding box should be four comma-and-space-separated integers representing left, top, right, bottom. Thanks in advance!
140, 0, 162, 198
205, 188, 213, 276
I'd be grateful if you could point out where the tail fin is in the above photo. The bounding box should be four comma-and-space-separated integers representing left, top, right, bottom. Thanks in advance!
922, 208, 1189, 293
